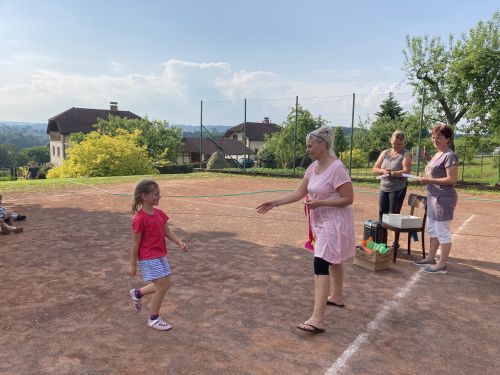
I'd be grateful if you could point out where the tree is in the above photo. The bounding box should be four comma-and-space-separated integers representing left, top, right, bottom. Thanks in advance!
403, 12, 499, 135
454, 136, 480, 164
333, 127, 348, 154
375, 92, 405, 120
0, 144, 26, 167
259, 105, 326, 168
352, 117, 372, 151
93, 116, 183, 163
47, 130, 156, 178
21, 145, 50, 164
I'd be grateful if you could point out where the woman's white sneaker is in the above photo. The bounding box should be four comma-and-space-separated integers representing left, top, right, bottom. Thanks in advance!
423, 265, 448, 274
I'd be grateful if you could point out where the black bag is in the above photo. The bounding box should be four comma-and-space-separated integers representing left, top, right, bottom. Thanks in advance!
363, 220, 387, 244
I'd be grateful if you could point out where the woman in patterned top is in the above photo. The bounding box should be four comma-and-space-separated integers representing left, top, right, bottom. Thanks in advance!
414, 124, 458, 274
373, 130, 412, 249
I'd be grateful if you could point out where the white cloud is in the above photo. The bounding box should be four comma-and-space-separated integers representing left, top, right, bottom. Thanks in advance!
110, 62, 126, 72
0, 59, 413, 125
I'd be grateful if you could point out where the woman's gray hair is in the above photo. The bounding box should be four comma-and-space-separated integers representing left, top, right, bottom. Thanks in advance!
306, 125, 336, 156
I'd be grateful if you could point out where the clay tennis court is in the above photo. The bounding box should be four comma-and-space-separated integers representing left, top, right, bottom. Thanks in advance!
1, 174, 499, 374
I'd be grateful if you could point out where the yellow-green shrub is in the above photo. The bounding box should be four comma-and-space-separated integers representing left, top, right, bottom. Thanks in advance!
339, 148, 368, 168
47, 130, 157, 178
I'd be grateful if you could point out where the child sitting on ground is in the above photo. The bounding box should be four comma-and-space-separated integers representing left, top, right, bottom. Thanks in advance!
0, 193, 25, 234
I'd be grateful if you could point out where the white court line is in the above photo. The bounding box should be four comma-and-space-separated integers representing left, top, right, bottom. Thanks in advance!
325, 271, 423, 375
325, 214, 475, 375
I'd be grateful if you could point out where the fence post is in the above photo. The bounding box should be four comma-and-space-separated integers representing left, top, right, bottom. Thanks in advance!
349, 93, 355, 177
243, 98, 247, 171
200, 100, 203, 169
293, 96, 298, 175
461, 146, 466, 182
416, 87, 426, 176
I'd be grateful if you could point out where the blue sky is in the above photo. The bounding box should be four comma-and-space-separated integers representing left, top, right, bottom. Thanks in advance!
0, 0, 497, 125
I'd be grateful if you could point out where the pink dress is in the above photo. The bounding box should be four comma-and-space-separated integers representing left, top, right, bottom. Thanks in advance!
305, 159, 356, 264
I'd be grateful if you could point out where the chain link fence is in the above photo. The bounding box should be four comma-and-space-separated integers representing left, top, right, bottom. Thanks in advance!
195, 92, 499, 184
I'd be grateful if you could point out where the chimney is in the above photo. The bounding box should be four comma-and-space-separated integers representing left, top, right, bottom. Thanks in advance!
110, 101, 118, 111
263, 117, 270, 124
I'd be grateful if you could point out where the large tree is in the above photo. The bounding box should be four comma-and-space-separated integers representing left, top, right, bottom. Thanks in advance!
91, 116, 183, 164
403, 12, 499, 136
375, 92, 405, 120
258, 105, 325, 168
333, 126, 348, 154
0, 144, 30, 168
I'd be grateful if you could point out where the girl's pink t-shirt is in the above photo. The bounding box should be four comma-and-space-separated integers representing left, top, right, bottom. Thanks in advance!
132, 208, 169, 260
305, 159, 356, 263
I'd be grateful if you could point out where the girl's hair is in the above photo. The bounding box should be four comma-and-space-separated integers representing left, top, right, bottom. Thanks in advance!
432, 123, 453, 141
391, 130, 405, 142
306, 125, 336, 156
132, 179, 159, 214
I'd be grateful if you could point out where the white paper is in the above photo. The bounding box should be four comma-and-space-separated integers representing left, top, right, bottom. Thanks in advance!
402, 173, 419, 180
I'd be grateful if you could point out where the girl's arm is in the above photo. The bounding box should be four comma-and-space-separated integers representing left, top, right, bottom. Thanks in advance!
419, 165, 458, 186
165, 222, 187, 251
127, 232, 141, 277
304, 182, 354, 209
256, 177, 309, 214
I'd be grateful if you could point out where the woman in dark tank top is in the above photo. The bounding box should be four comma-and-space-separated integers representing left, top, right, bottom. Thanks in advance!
373, 130, 412, 249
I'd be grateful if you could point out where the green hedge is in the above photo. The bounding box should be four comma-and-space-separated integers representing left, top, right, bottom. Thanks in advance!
157, 164, 194, 174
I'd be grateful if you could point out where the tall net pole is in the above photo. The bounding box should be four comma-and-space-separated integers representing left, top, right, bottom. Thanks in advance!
199, 100, 203, 169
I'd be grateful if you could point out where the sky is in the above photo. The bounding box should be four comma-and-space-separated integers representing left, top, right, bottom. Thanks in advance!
0, 0, 498, 127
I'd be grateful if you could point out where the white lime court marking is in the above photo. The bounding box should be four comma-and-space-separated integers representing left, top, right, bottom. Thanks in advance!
325, 214, 475, 375
324, 271, 423, 375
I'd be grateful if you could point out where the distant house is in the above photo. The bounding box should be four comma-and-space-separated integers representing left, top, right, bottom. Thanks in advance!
46, 102, 141, 166
177, 138, 254, 165
223, 117, 281, 155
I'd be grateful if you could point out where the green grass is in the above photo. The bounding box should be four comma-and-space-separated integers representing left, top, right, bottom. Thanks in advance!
0, 172, 232, 193
1, 169, 498, 196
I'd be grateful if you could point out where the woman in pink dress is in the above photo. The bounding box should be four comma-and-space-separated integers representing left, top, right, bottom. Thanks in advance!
257, 125, 355, 333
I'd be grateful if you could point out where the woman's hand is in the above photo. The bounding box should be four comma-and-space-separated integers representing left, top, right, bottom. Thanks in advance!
256, 201, 277, 214
127, 264, 137, 277
304, 197, 321, 209
418, 176, 430, 185
178, 241, 188, 251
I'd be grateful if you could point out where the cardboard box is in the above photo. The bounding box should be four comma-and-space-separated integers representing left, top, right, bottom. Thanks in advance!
353, 246, 393, 271
382, 214, 423, 229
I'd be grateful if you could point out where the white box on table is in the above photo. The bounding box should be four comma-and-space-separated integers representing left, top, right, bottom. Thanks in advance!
382, 214, 422, 229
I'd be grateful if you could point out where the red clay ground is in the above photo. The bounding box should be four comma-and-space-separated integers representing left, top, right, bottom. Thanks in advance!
1, 175, 499, 375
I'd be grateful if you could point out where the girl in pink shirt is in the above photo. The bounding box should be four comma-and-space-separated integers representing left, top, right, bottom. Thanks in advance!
257, 126, 355, 334
127, 179, 187, 331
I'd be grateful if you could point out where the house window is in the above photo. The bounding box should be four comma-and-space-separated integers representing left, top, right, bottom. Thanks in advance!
233, 134, 237, 140
191, 153, 200, 162
52, 146, 55, 156
57, 147, 60, 157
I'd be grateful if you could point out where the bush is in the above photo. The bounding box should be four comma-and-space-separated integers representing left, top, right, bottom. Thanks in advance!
339, 148, 368, 168
207, 152, 230, 169
47, 130, 156, 178
157, 164, 194, 174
